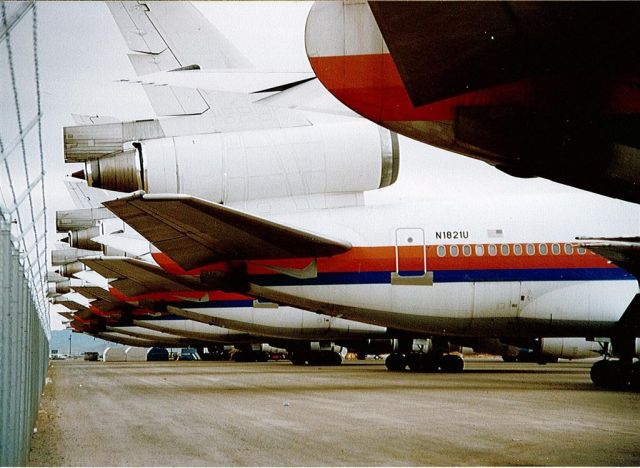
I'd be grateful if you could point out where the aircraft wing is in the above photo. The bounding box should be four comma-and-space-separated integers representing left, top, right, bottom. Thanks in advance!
57, 311, 76, 321
55, 300, 90, 313
579, 237, 640, 279
54, 300, 96, 321
72, 286, 118, 303
103, 192, 352, 271
80, 257, 205, 297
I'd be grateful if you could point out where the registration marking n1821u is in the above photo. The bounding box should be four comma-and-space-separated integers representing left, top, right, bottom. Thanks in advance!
435, 231, 469, 240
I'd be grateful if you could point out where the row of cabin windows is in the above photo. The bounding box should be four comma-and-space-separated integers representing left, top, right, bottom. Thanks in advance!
435, 243, 587, 258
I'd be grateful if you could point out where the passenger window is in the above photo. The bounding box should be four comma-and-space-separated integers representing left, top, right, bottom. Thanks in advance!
577, 247, 586, 255
564, 244, 574, 255
475, 245, 485, 256
462, 245, 471, 257
539, 244, 548, 255
437, 245, 446, 257
551, 243, 561, 255
450, 245, 459, 257
526, 244, 535, 256
513, 244, 522, 256
488, 244, 497, 256
500, 244, 510, 256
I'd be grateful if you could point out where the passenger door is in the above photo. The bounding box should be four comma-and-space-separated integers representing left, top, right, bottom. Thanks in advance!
392, 228, 433, 285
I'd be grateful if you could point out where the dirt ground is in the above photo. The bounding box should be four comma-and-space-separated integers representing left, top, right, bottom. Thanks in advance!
28, 359, 640, 466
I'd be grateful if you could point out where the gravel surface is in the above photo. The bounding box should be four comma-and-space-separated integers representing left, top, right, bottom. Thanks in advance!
28, 359, 640, 466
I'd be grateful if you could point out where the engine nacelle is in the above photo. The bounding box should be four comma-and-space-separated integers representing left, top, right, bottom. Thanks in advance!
56, 207, 114, 232
252, 343, 288, 355
58, 261, 86, 278
78, 121, 399, 200
471, 338, 521, 357
48, 279, 83, 295
51, 248, 99, 266
309, 341, 344, 353
539, 338, 602, 360
67, 226, 103, 251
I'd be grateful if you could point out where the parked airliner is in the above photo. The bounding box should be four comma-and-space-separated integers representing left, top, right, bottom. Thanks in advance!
102, 191, 640, 389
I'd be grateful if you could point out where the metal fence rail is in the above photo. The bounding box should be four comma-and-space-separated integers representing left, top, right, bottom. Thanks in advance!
0, 2, 49, 465
0, 220, 49, 466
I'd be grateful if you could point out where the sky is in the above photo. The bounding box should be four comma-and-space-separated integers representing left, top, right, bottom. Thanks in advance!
36, 1, 593, 330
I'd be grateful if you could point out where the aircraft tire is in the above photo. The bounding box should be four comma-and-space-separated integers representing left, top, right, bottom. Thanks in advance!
407, 353, 438, 372
385, 353, 406, 371
629, 361, 640, 391
440, 354, 464, 373
591, 360, 630, 389
290, 354, 306, 366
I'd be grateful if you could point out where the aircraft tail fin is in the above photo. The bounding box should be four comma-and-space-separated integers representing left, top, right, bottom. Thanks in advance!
106, 1, 252, 71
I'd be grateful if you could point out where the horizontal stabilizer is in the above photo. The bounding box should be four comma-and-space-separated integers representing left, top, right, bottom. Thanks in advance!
578, 236, 640, 279
104, 193, 352, 271
80, 257, 205, 297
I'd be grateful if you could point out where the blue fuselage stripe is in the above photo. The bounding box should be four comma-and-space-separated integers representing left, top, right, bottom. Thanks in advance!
248, 267, 633, 287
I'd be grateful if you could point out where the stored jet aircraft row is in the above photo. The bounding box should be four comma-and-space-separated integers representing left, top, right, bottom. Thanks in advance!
49, 1, 638, 389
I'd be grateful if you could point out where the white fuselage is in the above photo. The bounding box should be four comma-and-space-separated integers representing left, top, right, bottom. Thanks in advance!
229, 193, 640, 338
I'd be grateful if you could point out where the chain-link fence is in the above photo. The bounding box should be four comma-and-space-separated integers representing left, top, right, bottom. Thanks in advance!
0, 2, 50, 465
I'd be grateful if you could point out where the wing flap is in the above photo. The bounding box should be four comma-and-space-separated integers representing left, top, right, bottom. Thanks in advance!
104, 193, 352, 271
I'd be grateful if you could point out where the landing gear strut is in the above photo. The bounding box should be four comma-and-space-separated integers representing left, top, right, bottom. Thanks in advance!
385, 352, 464, 373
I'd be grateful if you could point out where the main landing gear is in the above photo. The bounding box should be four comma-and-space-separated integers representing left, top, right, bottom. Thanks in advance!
385, 352, 464, 373
591, 359, 640, 391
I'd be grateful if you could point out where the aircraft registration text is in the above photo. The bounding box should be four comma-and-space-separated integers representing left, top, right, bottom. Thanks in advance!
435, 231, 469, 240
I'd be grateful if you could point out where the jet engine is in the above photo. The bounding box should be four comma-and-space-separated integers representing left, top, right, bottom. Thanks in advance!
538, 338, 602, 360
502, 337, 603, 363
56, 207, 114, 232
73, 121, 399, 201
65, 226, 102, 251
